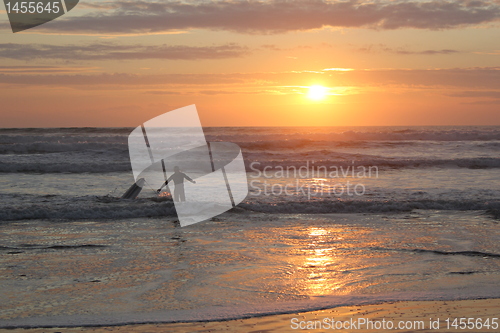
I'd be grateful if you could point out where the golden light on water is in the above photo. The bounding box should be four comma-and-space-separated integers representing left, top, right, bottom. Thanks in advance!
280, 225, 384, 297
308, 227, 328, 237
302, 227, 341, 295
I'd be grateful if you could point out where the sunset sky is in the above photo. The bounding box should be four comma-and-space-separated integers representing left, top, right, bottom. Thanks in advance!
0, 0, 499, 127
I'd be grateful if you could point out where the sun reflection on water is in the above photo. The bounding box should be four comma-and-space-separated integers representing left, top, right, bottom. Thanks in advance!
300, 227, 342, 295
281, 224, 378, 297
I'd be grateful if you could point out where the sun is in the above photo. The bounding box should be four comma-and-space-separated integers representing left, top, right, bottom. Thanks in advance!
307, 85, 328, 101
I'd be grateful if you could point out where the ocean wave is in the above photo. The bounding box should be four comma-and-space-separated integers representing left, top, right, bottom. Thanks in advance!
0, 127, 132, 135
240, 199, 500, 214
0, 134, 127, 145
237, 139, 500, 151
1, 156, 499, 174
371, 247, 500, 258
0, 244, 108, 251
0, 195, 176, 221
0, 162, 131, 173
2, 194, 499, 221
207, 128, 500, 143
0, 142, 127, 154
410, 249, 500, 258
2, 127, 499, 147
1, 140, 497, 159
245, 157, 500, 170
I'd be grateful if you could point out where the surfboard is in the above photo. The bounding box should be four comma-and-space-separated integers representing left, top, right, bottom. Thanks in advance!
121, 178, 145, 199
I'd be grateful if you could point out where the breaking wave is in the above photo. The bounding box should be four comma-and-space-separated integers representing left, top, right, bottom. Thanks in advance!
0, 195, 176, 221
2, 194, 499, 221
240, 199, 500, 214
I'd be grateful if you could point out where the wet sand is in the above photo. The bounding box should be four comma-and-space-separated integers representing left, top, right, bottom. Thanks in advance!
3, 298, 499, 333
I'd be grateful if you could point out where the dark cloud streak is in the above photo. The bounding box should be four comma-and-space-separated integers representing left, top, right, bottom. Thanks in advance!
358, 44, 461, 55
448, 91, 500, 98
40, 0, 500, 34
0, 68, 498, 89
0, 43, 249, 60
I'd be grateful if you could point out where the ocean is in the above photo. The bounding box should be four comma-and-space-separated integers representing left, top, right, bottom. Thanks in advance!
1, 126, 499, 327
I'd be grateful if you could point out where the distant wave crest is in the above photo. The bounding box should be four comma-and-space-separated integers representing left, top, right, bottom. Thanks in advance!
1, 157, 499, 174
0, 195, 176, 221
240, 199, 500, 214
2, 195, 498, 221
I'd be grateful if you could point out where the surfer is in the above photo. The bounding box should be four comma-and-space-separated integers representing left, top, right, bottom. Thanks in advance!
157, 166, 196, 202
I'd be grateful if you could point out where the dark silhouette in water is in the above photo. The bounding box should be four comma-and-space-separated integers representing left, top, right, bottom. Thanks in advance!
121, 178, 145, 199
157, 166, 196, 202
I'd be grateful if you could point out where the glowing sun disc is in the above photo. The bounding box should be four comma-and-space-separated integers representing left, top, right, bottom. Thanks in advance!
307, 85, 327, 100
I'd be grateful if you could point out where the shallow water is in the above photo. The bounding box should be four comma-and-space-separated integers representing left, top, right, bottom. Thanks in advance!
1, 210, 499, 326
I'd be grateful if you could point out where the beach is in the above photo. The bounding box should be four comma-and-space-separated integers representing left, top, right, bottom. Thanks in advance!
2, 299, 499, 332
